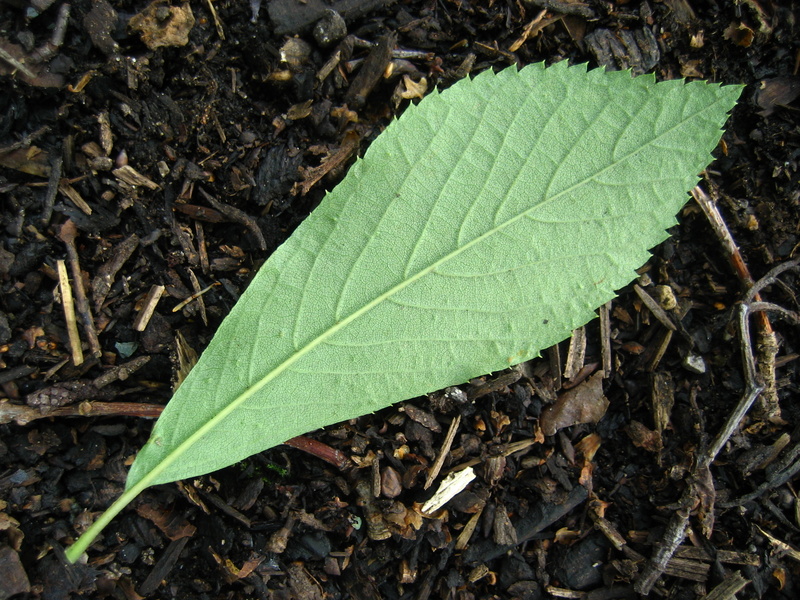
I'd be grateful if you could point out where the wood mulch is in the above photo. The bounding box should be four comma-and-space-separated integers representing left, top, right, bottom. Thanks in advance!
1, 0, 799, 598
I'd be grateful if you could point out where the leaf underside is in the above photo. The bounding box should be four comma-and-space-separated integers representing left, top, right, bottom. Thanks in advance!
129, 62, 740, 490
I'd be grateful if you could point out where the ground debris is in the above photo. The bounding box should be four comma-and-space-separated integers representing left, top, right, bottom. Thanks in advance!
0, 0, 798, 597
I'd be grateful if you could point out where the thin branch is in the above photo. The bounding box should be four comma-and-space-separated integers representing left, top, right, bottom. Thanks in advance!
634, 304, 764, 594
744, 257, 800, 304
56, 259, 84, 366
692, 185, 780, 422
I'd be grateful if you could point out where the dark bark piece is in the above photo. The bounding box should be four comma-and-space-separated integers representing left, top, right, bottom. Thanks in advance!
492, 504, 517, 546
380, 465, 402, 498
540, 371, 609, 436
467, 370, 522, 401
287, 562, 324, 600
9, 241, 49, 278
82, 0, 119, 55
755, 76, 800, 116
498, 550, 535, 590
344, 33, 397, 108
523, 0, 596, 18
0, 365, 37, 386
37, 548, 98, 600
552, 533, 609, 590
402, 403, 441, 433
253, 143, 303, 209
0, 545, 30, 600
91, 233, 139, 311
463, 484, 589, 564
585, 28, 660, 76
506, 580, 543, 600
232, 476, 264, 511
136, 503, 197, 541
26, 381, 113, 408
137, 537, 190, 596
268, 0, 395, 35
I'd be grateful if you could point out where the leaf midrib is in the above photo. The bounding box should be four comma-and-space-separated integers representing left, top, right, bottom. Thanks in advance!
135, 92, 725, 488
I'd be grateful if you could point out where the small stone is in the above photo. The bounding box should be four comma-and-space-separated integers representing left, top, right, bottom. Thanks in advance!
239, 130, 257, 145
88, 156, 114, 171
492, 504, 518, 546
157, 160, 170, 178
482, 455, 506, 487
280, 37, 312, 71
653, 284, 677, 310
381, 465, 402, 498
313, 10, 347, 48
683, 352, 706, 374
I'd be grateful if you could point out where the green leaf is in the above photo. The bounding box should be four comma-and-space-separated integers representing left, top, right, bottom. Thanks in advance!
66, 62, 741, 561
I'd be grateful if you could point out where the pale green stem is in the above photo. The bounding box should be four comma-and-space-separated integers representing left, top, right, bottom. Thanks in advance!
65, 475, 152, 563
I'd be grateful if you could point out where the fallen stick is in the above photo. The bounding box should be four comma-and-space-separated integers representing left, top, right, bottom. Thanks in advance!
634, 303, 763, 594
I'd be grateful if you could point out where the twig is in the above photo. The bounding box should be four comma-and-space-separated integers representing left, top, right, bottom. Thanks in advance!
173, 270, 215, 325
205, 0, 226, 40
692, 185, 780, 422
0, 365, 37, 386
197, 188, 267, 250
599, 301, 612, 378
59, 221, 102, 358
634, 304, 764, 594
56, 259, 84, 366
133, 285, 165, 331
442, 437, 538, 475
0, 45, 36, 79
634, 284, 676, 331
0, 125, 49, 154
744, 257, 800, 303
548, 344, 562, 391
284, 436, 352, 470
563, 326, 586, 380
748, 301, 800, 325
701, 571, 749, 599
195, 221, 210, 275
508, 9, 548, 52
41, 154, 62, 226
703, 304, 764, 465
0, 399, 164, 426
92, 356, 151, 389
28, 3, 71, 64
719, 439, 800, 507
91, 233, 140, 311
425, 414, 461, 490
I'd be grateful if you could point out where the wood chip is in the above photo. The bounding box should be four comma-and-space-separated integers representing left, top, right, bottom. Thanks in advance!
563, 326, 586, 380
422, 466, 475, 514
425, 414, 461, 490
56, 259, 83, 365
402, 403, 441, 433
58, 182, 92, 215
112, 165, 161, 190
133, 284, 165, 332
634, 284, 677, 331
91, 233, 139, 310
540, 371, 608, 437
599, 301, 612, 377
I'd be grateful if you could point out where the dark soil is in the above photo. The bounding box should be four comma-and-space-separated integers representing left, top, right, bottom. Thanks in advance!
1, 0, 799, 598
